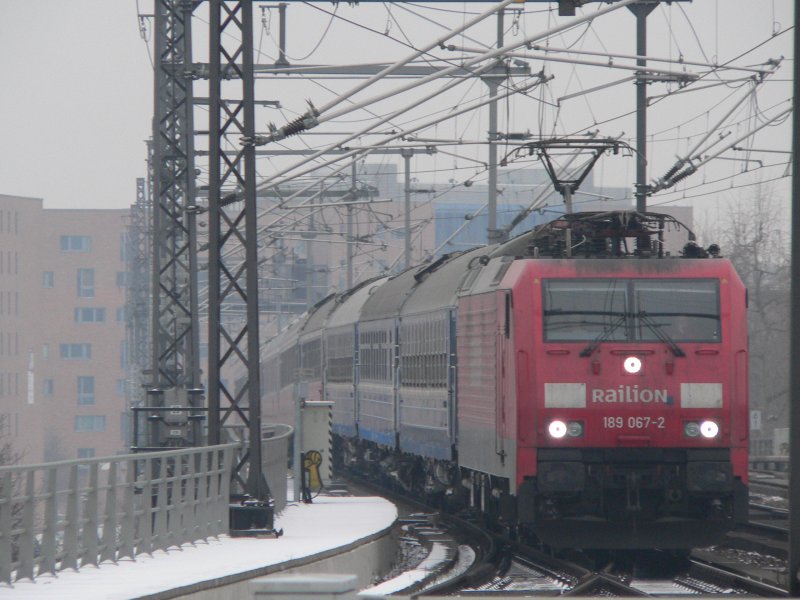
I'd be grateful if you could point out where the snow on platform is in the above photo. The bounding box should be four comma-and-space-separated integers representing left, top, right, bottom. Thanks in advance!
0, 495, 397, 600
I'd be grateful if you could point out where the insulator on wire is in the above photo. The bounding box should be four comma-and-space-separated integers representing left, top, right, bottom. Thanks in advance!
669, 167, 696, 185
282, 115, 307, 138
661, 162, 684, 182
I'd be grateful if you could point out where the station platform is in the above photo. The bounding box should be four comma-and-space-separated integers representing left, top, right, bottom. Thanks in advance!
0, 494, 398, 600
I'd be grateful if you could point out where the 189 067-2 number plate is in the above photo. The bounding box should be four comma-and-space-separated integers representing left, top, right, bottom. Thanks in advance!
603, 416, 666, 430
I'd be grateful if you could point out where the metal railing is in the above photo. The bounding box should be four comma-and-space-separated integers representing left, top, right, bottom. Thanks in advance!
0, 443, 238, 584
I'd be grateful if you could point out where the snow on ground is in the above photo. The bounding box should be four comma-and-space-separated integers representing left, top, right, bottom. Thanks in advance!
0, 495, 397, 600
361, 541, 453, 596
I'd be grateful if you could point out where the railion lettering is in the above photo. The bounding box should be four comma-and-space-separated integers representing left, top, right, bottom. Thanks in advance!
591, 386, 670, 404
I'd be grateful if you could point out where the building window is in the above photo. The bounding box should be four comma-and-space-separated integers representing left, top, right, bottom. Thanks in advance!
77, 447, 96, 459
42, 344, 50, 359
42, 271, 54, 288
116, 271, 129, 287
60, 235, 91, 252
77, 376, 95, 405
74, 307, 106, 323
77, 269, 95, 298
60, 343, 91, 360
42, 378, 54, 396
116, 379, 126, 396
116, 307, 125, 322
74, 416, 106, 432
120, 233, 130, 263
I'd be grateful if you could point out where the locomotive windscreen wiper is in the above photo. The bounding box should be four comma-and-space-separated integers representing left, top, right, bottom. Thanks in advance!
579, 313, 627, 357
636, 311, 685, 357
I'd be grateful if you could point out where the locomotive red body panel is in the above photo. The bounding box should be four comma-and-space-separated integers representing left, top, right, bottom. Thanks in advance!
496, 258, 748, 547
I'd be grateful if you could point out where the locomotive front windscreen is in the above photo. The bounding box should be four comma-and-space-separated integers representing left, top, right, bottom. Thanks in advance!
543, 278, 720, 342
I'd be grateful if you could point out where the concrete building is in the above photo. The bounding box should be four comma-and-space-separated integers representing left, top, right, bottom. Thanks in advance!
0, 194, 128, 464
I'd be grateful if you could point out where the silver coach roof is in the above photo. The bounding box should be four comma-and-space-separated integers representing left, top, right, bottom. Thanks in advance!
299, 293, 338, 340
326, 276, 389, 329
360, 246, 493, 321
399, 246, 489, 317
359, 266, 420, 322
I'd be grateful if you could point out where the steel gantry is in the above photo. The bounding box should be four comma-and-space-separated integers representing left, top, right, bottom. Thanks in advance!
206, 0, 269, 501
142, 0, 204, 451
126, 177, 152, 437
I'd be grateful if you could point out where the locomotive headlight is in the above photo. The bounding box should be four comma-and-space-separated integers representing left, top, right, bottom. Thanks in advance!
684, 421, 701, 438
548, 420, 568, 439
623, 356, 642, 374
700, 420, 719, 439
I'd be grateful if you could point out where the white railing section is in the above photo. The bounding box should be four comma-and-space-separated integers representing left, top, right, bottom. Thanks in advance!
0, 443, 238, 584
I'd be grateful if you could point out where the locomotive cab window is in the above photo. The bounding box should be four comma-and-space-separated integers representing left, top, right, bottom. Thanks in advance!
542, 280, 627, 341
543, 279, 720, 343
632, 280, 720, 342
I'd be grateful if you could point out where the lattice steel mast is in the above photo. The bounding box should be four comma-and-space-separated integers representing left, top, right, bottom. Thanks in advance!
207, 0, 267, 499
126, 177, 152, 432
144, 0, 203, 449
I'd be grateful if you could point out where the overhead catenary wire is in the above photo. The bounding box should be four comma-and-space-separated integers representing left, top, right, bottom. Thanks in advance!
446, 45, 704, 81
283, 0, 520, 129
650, 105, 792, 193
245, 75, 551, 265
257, 0, 638, 146
521, 44, 781, 76
251, 0, 637, 201
257, 67, 550, 194
652, 78, 763, 189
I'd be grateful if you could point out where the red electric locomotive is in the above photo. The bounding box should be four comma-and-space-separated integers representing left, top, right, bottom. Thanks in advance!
261, 211, 748, 549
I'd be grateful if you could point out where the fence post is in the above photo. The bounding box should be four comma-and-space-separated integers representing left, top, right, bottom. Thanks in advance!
0, 471, 13, 583
195, 449, 209, 540
100, 461, 118, 563
154, 458, 169, 552
173, 454, 186, 546
221, 446, 232, 532
208, 448, 221, 536
82, 462, 100, 566
16, 470, 35, 581
62, 464, 79, 570
119, 460, 136, 559
187, 452, 197, 542
39, 467, 58, 575
138, 457, 154, 555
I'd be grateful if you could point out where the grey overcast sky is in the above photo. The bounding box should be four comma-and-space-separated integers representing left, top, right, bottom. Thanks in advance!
0, 1, 793, 210
0, 2, 152, 209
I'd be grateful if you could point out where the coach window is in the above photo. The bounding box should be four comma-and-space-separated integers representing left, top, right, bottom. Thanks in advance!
301, 339, 321, 379
327, 333, 353, 384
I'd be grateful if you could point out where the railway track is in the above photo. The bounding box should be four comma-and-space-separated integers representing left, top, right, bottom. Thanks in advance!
346, 472, 791, 597
455, 550, 789, 597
